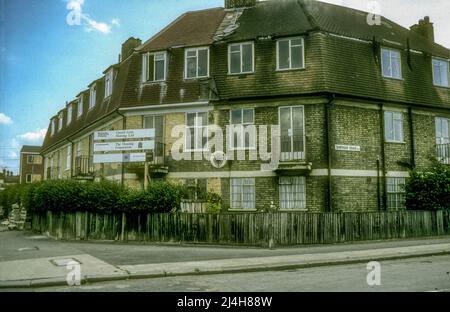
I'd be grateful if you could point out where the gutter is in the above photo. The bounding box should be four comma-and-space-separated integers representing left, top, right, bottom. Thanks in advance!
379, 103, 388, 211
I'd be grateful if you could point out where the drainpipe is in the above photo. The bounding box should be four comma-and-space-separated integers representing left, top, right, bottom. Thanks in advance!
376, 156, 381, 211
379, 104, 388, 211
116, 111, 127, 186
408, 107, 416, 169
325, 95, 335, 213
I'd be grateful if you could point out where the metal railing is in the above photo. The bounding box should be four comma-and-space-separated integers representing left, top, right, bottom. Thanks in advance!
148, 141, 166, 166
280, 136, 306, 161
75, 156, 94, 176
437, 143, 450, 165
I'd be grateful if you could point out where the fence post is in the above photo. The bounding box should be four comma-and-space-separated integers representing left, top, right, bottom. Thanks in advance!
436, 210, 444, 236
121, 212, 126, 242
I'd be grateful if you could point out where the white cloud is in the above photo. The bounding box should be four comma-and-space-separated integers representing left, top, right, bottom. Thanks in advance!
17, 129, 47, 143
0, 113, 12, 125
8, 151, 18, 159
66, 0, 119, 34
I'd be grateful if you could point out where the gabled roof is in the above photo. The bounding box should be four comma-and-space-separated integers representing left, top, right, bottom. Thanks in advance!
137, 7, 226, 52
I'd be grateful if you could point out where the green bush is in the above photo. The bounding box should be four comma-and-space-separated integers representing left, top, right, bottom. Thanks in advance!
0, 184, 27, 217
23, 179, 188, 214
206, 192, 222, 213
405, 164, 450, 211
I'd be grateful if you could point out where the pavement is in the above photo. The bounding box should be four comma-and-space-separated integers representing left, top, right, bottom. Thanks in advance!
1, 231, 450, 289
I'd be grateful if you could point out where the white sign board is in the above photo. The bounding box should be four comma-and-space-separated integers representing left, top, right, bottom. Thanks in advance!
93, 153, 146, 164
94, 141, 154, 152
335, 145, 361, 152
94, 129, 155, 141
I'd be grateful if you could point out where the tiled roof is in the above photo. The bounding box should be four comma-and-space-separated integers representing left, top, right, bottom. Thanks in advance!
137, 8, 226, 52
20, 146, 41, 153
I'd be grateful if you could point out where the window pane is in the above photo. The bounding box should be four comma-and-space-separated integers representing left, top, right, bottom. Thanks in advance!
242, 44, 253, 72
187, 113, 195, 127
385, 112, 393, 141
230, 50, 241, 74
392, 54, 402, 78
187, 50, 196, 57
278, 40, 290, 69
197, 112, 208, 126
243, 109, 254, 124
382, 49, 391, 77
198, 49, 208, 77
155, 59, 165, 81
291, 38, 303, 46
291, 45, 304, 69
186, 57, 197, 78
231, 110, 242, 124
230, 45, 240, 53
188, 127, 195, 150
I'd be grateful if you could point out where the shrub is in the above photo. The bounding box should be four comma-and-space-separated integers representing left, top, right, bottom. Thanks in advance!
0, 184, 27, 217
206, 192, 222, 213
405, 164, 450, 211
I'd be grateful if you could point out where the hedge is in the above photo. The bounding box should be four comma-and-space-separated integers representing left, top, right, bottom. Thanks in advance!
17, 179, 221, 214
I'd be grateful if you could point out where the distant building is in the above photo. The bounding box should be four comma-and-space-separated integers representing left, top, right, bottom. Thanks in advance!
19, 146, 44, 184
0, 169, 19, 190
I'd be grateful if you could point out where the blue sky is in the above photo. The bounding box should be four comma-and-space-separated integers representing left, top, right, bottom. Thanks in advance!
1, 0, 449, 174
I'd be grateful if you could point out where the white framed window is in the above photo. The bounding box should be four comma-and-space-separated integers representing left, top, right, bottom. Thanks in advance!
105, 70, 113, 98
277, 37, 305, 70
230, 178, 255, 210
89, 85, 96, 110
229, 42, 254, 74
279, 177, 306, 210
185, 47, 209, 79
58, 112, 63, 131
142, 52, 167, 82
384, 111, 404, 142
280, 106, 306, 161
381, 47, 402, 79
432, 58, 449, 87
26, 174, 32, 184
51, 119, 56, 136
387, 177, 406, 210
185, 112, 208, 151
67, 104, 72, 126
436, 117, 449, 145
77, 96, 83, 118
57, 152, 62, 179
66, 145, 72, 171
27, 155, 34, 164
230, 108, 256, 150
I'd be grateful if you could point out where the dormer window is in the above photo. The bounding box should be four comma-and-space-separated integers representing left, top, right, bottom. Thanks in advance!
185, 47, 209, 79
67, 104, 72, 126
142, 52, 167, 82
432, 58, 449, 87
381, 47, 402, 79
277, 37, 305, 71
89, 85, 96, 110
229, 42, 254, 75
58, 112, 63, 131
105, 70, 114, 97
77, 96, 83, 118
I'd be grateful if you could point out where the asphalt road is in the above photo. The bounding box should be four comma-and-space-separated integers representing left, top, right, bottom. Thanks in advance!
8, 255, 450, 292
2, 231, 450, 266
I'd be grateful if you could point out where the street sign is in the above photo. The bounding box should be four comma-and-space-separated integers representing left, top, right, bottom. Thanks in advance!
94, 129, 155, 141
93, 153, 146, 164
335, 145, 361, 152
94, 141, 155, 152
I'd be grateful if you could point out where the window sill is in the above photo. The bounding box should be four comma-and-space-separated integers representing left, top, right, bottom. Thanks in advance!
385, 140, 406, 144
434, 84, 450, 90
276, 67, 306, 72
141, 80, 167, 85
279, 209, 308, 212
184, 76, 210, 81
382, 76, 404, 81
228, 209, 257, 212
227, 72, 255, 77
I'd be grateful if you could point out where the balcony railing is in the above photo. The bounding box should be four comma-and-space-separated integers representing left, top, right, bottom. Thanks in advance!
280, 136, 306, 162
437, 143, 450, 165
75, 156, 94, 176
148, 141, 166, 166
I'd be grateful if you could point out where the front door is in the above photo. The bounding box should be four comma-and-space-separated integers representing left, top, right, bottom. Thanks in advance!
280, 106, 305, 161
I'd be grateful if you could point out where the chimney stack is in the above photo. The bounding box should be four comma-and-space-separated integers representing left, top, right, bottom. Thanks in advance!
121, 37, 142, 62
2, 169, 5, 177
225, 0, 257, 9
410, 16, 434, 42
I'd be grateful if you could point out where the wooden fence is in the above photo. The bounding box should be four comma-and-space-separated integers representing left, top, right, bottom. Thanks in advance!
31, 210, 450, 247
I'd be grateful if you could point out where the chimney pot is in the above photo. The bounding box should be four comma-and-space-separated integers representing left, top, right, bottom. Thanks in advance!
410, 16, 434, 42
121, 37, 142, 62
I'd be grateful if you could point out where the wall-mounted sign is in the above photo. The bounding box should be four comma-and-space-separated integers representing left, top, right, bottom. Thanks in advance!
94, 129, 155, 141
93, 153, 146, 164
335, 145, 361, 152
94, 141, 154, 152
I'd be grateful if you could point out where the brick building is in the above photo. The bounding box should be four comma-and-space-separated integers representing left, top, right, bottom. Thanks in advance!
19, 146, 44, 184
41, 0, 450, 212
